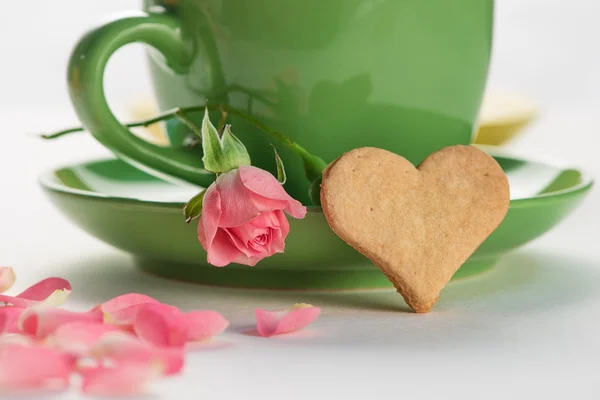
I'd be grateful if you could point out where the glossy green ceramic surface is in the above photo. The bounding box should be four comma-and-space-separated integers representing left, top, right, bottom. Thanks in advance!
67, 0, 494, 204
39, 148, 593, 290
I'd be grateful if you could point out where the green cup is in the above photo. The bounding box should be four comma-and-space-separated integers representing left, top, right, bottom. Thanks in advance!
67, 0, 494, 203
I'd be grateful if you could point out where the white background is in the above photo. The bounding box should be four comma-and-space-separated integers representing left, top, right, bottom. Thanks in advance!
0, 1, 599, 399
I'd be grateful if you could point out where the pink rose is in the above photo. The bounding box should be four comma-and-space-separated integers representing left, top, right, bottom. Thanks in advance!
198, 166, 307, 267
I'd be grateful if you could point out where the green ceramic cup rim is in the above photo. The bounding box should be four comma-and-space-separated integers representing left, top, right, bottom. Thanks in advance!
38, 145, 594, 212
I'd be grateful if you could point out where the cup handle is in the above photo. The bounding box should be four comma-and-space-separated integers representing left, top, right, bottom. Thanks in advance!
67, 11, 215, 187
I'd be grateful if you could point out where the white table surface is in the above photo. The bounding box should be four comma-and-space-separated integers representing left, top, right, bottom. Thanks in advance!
1, 1, 600, 399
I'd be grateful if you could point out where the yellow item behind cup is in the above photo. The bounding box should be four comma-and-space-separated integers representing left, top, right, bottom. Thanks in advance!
474, 89, 538, 145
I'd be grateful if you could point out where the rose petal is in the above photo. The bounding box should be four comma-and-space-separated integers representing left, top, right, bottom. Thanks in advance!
0, 333, 35, 347
94, 293, 158, 314
0, 277, 72, 308
0, 307, 23, 334
19, 307, 102, 338
247, 211, 287, 255
184, 311, 229, 341
13, 277, 71, 302
92, 293, 159, 327
218, 211, 292, 267
0, 343, 75, 391
198, 184, 223, 252
215, 169, 262, 227
270, 210, 290, 253
80, 362, 163, 396
0, 267, 16, 293
35, 288, 73, 309
239, 166, 307, 219
133, 303, 188, 347
205, 228, 249, 267
47, 321, 121, 356
256, 303, 321, 337
104, 306, 151, 331
227, 212, 281, 257
223, 227, 263, 259
90, 332, 184, 376
219, 212, 289, 267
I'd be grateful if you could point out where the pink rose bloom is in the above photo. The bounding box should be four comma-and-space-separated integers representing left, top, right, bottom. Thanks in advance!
198, 166, 307, 267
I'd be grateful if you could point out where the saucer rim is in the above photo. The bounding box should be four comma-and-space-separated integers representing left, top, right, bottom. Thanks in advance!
38, 146, 594, 213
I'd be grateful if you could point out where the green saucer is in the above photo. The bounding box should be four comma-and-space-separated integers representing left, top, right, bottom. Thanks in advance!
39, 148, 593, 290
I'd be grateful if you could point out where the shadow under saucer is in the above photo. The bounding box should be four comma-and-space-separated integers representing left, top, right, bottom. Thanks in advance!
62, 248, 600, 317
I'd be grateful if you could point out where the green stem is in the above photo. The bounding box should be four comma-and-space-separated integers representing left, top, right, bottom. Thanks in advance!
38, 108, 179, 139
38, 104, 328, 178
39, 127, 85, 140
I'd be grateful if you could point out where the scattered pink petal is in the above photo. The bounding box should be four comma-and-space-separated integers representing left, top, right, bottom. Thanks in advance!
92, 293, 159, 326
19, 307, 102, 338
255, 303, 321, 337
90, 332, 184, 376
95, 293, 159, 314
0, 343, 75, 391
0, 267, 16, 293
0, 277, 71, 308
80, 362, 163, 396
47, 321, 121, 356
0, 333, 35, 348
133, 303, 188, 348
0, 307, 23, 334
184, 310, 229, 341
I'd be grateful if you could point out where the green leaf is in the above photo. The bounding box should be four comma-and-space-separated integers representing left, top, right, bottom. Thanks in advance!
271, 144, 286, 184
221, 125, 251, 167
199, 109, 252, 173
183, 189, 207, 223
201, 108, 226, 173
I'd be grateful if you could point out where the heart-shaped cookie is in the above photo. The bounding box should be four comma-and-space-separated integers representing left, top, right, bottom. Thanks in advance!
320, 145, 510, 313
